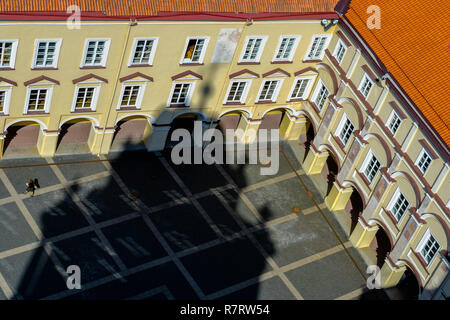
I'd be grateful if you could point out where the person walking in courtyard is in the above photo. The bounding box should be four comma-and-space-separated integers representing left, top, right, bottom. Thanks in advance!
24, 178, 36, 197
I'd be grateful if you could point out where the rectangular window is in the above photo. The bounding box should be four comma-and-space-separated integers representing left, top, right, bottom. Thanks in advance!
363, 153, 381, 183
83, 40, 110, 67
274, 36, 299, 61
358, 74, 374, 98
130, 38, 157, 65
240, 37, 267, 63
314, 83, 330, 111
170, 83, 192, 105
387, 110, 402, 135
338, 117, 355, 146
182, 38, 208, 64
120, 85, 140, 107
75, 87, 96, 110
416, 149, 432, 174
33, 40, 61, 68
391, 191, 409, 222
420, 232, 440, 265
0, 90, 5, 113
306, 35, 329, 60
258, 80, 280, 101
290, 78, 310, 100
333, 39, 347, 64
27, 89, 47, 112
226, 81, 247, 103
0, 41, 17, 67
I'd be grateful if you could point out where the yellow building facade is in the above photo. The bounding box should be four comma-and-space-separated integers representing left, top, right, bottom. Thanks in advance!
0, 4, 448, 299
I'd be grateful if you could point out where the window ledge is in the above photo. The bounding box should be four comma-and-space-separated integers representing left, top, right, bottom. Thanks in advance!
0, 113, 9, 116
118, 106, 140, 111
381, 207, 400, 232
24, 111, 48, 115
31, 67, 58, 70
302, 59, 322, 63
271, 60, 293, 64
167, 104, 190, 108
331, 133, 346, 151
287, 98, 307, 103
237, 62, 260, 65
72, 108, 95, 113
223, 102, 245, 106
309, 101, 322, 116
0, 67, 14, 71
356, 169, 372, 190
179, 63, 204, 66
80, 66, 106, 70
255, 100, 276, 105
128, 64, 152, 68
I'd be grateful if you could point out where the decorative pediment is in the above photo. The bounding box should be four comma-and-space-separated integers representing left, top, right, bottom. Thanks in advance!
229, 69, 259, 79
0, 77, 17, 87
119, 72, 153, 83
262, 68, 290, 78
24, 75, 60, 86
73, 73, 108, 84
294, 67, 318, 77
171, 70, 203, 81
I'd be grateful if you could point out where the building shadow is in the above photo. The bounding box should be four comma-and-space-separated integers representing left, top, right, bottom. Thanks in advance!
5, 61, 276, 300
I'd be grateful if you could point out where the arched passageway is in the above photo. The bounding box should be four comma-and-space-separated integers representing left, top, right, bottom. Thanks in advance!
345, 188, 364, 234
321, 153, 339, 196
56, 119, 94, 154
111, 116, 152, 151
3, 122, 41, 158
300, 117, 315, 161
165, 113, 202, 149
369, 227, 392, 267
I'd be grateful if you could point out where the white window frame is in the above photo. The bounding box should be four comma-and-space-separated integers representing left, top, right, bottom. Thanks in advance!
71, 85, 101, 112
223, 80, 252, 104
288, 75, 315, 101
332, 38, 348, 64
387, 188, 410, 223
167, 81, 196, 107
361, 150, 381, 184
311, 79, 330, 111
238, 36, 268, 63
415, 148, 433, 174
0, 40, 19, 68
32, 39, 62, 69
336, 113, 355, 146
0, 87, 12, 114
272, 35, 301, 62
358, 73, 374, 98
180, 37, 210, 64
387, 109, 402, 135
81, 38, 111, 67
304, 34, 331, 61
24, 87, 53, 114
116, 83, 147, 110
417, 229, 441, 266
255, 79, 284, 103
128, 37, 159, 66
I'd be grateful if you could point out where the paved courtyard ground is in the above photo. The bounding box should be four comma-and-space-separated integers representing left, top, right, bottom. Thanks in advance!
0, 142, 381, 300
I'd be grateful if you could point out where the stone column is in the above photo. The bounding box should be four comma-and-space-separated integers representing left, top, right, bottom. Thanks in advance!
38, 129, 60, 157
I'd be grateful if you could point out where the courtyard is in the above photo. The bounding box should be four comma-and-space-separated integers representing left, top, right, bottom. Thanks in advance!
0, 142, 382, 300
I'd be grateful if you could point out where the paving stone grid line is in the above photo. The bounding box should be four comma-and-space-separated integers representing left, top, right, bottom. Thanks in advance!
0, 150, 367, 300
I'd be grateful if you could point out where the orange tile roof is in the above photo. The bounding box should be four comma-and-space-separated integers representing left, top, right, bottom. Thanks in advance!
0, 0, 340, 16
345, 0, 450, 148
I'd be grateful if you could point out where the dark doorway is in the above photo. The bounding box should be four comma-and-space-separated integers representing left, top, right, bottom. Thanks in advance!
345, 189, 364, 234
322, 154, 339, 196
394, 267, 420, 300
165, 115, 199, 149
303, 121, 315, 161
369, 227, 392, 267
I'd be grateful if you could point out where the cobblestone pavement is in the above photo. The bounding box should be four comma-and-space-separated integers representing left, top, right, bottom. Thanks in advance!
0, 143, 372, 300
